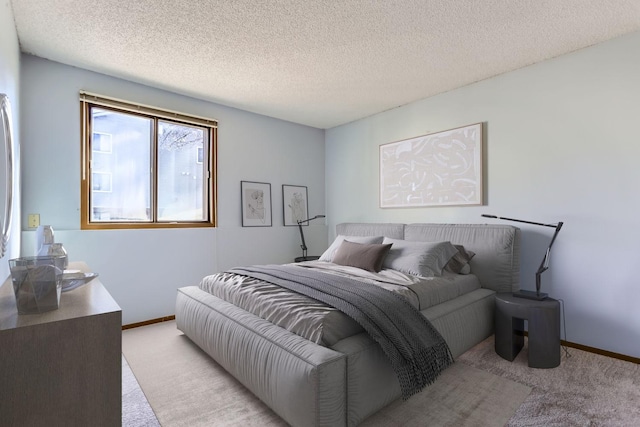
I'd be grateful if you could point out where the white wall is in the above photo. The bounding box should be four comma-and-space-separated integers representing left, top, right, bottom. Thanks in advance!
326, 31, 640, 359
0, 0, 21, 282
20, 55, 326, 324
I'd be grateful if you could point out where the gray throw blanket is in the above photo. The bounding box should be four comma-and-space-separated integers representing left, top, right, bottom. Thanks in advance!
229, 265, 453, 399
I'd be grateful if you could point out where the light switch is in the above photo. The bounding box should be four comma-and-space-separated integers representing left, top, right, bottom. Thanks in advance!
28, 214, 40, 228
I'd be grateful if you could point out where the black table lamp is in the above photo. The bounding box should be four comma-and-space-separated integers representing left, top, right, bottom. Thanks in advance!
482, 214, 563, 300
296, 215, 325, 262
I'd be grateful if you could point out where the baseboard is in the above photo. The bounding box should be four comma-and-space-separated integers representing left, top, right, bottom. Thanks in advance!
519, 331, 639, 365
121, 316, 639, 365
561, 339, 639, 365
122, 315, 176, 330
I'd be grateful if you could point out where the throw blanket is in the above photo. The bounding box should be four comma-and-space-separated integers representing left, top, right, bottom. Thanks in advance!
229, 265, 453, 399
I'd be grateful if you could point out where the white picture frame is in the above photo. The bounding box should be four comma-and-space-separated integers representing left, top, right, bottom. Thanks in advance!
379, 123, 483, 208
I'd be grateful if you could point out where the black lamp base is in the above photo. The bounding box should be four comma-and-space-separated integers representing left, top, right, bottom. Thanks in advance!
295, 256, 320, 263
512, 290, 548, 300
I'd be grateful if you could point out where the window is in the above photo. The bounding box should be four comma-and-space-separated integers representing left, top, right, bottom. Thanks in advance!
80, 92, 217, 229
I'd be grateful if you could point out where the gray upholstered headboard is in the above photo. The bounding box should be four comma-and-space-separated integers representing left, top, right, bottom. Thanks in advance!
336, 223, 405, 240
335, 222, 521, 293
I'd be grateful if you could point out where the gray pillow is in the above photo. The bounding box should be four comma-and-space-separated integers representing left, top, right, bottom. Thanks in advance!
332, 240, 393, 272
444, 245, 476, 274
382, 237, 459, 277
319, 235, 384, 262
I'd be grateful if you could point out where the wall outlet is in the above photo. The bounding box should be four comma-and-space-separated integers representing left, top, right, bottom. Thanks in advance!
28, 214, 40, 228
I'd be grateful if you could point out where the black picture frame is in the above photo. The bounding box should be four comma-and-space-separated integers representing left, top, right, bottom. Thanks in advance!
241, 181, 272, 227
282, 184, 308, 226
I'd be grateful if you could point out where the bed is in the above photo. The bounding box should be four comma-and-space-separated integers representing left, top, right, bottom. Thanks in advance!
175, 223, 520, 426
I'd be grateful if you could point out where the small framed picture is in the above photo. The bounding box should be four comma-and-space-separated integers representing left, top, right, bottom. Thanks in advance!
241, 181, 272, 227
282, 185, 308, 226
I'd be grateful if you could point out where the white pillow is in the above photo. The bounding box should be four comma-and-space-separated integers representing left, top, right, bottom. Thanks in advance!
382, 238, 459, 277
319, 235, 384, 262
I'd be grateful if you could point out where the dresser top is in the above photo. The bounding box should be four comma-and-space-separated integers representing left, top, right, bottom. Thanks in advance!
0, 261, 121, 331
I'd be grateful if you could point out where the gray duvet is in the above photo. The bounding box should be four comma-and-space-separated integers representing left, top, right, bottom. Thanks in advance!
228, 264, 454, 399
198, 260, 480, 346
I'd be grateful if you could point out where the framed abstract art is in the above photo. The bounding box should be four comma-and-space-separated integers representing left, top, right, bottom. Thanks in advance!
379, 123, 483, 208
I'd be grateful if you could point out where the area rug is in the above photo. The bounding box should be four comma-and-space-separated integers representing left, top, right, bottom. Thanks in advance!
122, 321, 530, 426
458, 336, 640, 426
122, 356, 161, 427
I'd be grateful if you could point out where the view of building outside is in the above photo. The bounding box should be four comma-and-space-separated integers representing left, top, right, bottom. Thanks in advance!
90, 108, 206, 222
157, 120, 206, 221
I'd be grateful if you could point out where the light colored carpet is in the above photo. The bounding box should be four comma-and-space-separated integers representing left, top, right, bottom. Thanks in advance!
122, 321, 530, 426
458, 336, 640, 426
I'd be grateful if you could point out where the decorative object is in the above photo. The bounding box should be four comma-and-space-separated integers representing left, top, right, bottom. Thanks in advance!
282, 184, 308, 226
61, 271, 99, 292
295, 215, 325, 262
35, 225, 54, 255
241, 181, 272, 227
482, 214, 563, 300
0, 93, 15, 258
36, 225, 68, 269
379, 123, 483, 208
48, 243, 68, 269
8, 255, 67, 314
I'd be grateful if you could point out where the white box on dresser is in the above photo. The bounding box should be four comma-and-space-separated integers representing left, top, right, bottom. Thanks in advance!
0, 261, 122, 427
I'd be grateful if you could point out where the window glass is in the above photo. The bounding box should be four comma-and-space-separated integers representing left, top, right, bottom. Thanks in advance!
90, 108, 152, 222
157, 121, 206, 221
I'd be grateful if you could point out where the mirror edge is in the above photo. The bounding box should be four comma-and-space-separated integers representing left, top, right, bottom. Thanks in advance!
0, 93, 15, 258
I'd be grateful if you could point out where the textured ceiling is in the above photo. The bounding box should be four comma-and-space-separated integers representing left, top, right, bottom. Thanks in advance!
9, 0, 640, 129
